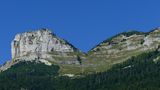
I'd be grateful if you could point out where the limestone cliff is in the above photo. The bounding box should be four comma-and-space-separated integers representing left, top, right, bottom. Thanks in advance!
0, 29, 81, 72
2, 28, 160, 74
12, 29, 77, 59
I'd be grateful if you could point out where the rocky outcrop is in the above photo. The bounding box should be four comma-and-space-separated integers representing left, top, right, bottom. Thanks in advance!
0, 29, 81, 72
2, 28, 160, 74
11, 29, 77, 60
87, 29, 160, 70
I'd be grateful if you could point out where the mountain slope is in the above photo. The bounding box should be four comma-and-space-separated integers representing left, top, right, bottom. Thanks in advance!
0, 29, 83, 73
0, 61, 60, 90
1, 50, 160, 90
2, 28, 160, 89
84, 29, 160, 73
2, 28, 160, 75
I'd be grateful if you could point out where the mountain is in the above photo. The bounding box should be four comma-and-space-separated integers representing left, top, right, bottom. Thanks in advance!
85, 29, 160, 72
0, 29, 83, 73
2, 28, 160, 89
1, 49, 160, 90
2, 28, 160, 75
11, 29, 79, 59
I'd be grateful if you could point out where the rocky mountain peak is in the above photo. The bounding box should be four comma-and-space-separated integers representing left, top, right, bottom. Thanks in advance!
2, 28, 160, 74
0, 29, 82, 72
11, 29, 77, 60
87, 29, 160, 69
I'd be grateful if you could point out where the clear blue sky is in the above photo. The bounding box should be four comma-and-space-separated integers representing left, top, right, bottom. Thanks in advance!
1, 0, 160, 64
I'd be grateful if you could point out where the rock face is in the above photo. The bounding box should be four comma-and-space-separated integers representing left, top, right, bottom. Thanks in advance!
0, 29, 81, 72
2, 28, 160, 74
90, 30, 160, 55
86, 29, 160, 72
12, 29, 77, 60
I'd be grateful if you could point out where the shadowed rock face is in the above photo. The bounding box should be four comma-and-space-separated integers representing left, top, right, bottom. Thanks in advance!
11, 29, 78, 60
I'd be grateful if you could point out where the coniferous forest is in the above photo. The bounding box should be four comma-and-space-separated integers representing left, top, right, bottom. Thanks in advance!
1, 50, 160, 90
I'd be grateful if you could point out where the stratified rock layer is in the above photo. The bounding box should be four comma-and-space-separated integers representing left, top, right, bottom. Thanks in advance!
85, 29, 160, 73
0, 29, 81, 72
2, 28, 160, 74
12, 29, 76, 60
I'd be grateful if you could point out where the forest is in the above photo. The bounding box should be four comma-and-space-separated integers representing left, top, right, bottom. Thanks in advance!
1, 50, 160, 90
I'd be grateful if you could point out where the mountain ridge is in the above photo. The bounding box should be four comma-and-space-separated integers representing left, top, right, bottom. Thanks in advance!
89, 28, 159, 52
1, 28, 160, 75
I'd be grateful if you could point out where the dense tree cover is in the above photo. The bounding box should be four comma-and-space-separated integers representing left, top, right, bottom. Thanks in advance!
55, 50, 160, 90
0, 62, 60, 90
1, 50, 160, 90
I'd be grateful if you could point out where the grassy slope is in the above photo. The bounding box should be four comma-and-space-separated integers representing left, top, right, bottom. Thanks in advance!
1, 50, 160, 90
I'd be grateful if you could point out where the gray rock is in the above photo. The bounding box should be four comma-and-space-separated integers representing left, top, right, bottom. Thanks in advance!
89, 29, 160, 64
0, 29, 81, 72
12, 29, 76, 60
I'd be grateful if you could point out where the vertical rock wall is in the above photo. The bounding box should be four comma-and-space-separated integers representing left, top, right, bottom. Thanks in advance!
11, 29, 77, 60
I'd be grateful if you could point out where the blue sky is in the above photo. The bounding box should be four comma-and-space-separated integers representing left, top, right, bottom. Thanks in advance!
1, 0, 160, 64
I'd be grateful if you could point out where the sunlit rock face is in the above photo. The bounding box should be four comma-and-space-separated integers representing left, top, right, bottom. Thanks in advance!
11, 29, 76, 60
0, 29, 81, 72
2, 28, 160, 74
89, 29, 160, 63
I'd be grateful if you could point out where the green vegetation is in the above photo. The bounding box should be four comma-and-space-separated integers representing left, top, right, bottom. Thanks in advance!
77, 55, 82, 65
103, 30, 145, 43
59, 65, 81, 75
1, 50, 160, 89
90, 30, 146, 51
56, 50, 160, 90
0, 62, 60, 90
120, 30, 145, 37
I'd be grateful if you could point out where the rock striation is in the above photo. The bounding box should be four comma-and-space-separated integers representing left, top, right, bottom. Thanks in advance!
90, 29, 160, 56
0, 29, 81, 72
86, 29, 160, 72
2, 28, 160, 74
12, 29, 77, 60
